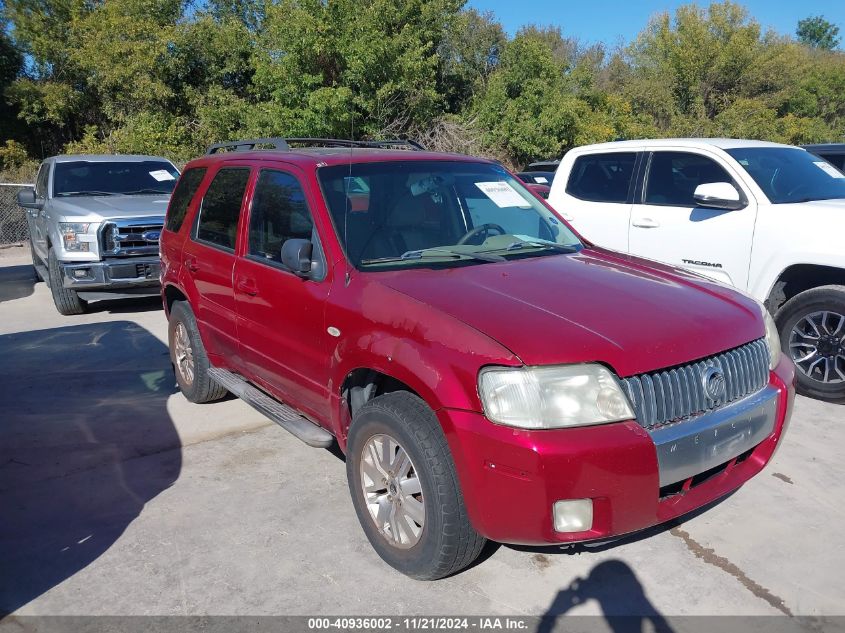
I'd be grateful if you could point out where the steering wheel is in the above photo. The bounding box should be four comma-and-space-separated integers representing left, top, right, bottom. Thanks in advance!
457, 223, 506, 245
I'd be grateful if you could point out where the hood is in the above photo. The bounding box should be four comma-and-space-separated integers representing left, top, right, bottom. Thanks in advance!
51, 194, 170, 222
376, 248, 765, 377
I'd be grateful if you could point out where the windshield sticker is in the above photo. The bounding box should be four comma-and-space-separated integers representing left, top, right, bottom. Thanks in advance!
533, 176, 548, 183
813, 161, 845, 179
475, 181, 531, 208
149, 169, 176, 182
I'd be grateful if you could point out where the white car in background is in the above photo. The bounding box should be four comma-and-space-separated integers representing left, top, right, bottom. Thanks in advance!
548, 139, 845, 402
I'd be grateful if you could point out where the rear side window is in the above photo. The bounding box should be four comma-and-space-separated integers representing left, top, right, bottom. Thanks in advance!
248, 169, 314, 264
196, 167, 250, 250
165, 167, 207, 233
566, 153, 636, 203
644, 152, 733, 207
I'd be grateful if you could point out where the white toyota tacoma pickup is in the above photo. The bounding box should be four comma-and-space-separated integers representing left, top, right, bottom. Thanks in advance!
548, 138, 845, 402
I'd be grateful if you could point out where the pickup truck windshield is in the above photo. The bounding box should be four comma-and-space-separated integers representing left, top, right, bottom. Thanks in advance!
53, 160, 180, 197
726, 147, 845, 204
318, 160, 581, 269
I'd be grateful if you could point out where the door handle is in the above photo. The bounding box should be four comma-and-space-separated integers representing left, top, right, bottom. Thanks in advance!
184, 256, 200, 273
236, 277, 258, 296
632, 217, 660, 228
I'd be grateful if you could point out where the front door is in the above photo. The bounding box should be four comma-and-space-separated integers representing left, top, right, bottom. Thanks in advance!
234, 166, 333, 423
182, 165, 252, 363
628, 150, 756, 290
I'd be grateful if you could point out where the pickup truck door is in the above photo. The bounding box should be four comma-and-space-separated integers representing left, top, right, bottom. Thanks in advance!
628, 150, 756, 290
29, 163, 50, 259
233, 166, 333, 424
548, 150, 639, 252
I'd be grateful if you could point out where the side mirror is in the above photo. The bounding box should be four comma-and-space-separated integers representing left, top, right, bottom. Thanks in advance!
281, 238, 313, 277
693, 182, 745, 210
17, 188, 43, 210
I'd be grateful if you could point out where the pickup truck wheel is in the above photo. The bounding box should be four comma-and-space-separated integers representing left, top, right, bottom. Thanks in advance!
776, 285, 845, 403
29, 240, 44, 281
346, 391, 485, 580
47, 248, 87, 315
168, 301, 228, 403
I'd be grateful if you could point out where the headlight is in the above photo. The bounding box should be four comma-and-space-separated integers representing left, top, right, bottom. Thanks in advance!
478, 364, 634, 429
59, 223, 92, 252
761, 305, 782, 370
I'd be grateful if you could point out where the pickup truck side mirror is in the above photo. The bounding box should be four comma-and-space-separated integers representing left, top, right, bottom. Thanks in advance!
17, 188, 43, 210
281, 238, 313, 278
693, 182, 745, 211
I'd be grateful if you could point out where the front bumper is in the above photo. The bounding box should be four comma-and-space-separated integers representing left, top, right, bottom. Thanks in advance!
59, 257, 161, 291
438, 356, 795, 545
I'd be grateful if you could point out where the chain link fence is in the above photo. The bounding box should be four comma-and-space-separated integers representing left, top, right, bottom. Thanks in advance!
0, 183, 30, 246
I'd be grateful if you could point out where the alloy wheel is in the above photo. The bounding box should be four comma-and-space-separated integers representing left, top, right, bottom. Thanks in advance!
359, 433, 425, 549
789, 310, 845, 384
173, 321, 195, 386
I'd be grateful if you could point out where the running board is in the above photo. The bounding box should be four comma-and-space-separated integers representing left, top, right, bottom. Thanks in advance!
208, 368, 334, 448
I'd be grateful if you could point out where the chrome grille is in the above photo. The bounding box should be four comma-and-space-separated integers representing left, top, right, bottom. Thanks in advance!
100, 216, 164, 257
621, 339, 770, 430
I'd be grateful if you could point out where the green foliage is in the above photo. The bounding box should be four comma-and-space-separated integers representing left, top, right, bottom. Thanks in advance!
797, 15, 841, 50
2, 0, 844, 168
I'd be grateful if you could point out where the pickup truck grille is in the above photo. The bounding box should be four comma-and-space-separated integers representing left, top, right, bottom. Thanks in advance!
100, 217, 164, 257
620, 339, 770, 430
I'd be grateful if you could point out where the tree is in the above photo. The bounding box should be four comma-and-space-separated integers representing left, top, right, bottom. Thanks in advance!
797, 16, 841, 50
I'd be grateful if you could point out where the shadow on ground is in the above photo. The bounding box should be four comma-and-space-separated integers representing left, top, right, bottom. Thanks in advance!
537, 560, 674, 633
0, 264, 37, 303
0, 321, 181, 615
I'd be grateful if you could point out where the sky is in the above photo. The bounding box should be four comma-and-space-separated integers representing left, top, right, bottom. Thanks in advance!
467, 0, 845, 47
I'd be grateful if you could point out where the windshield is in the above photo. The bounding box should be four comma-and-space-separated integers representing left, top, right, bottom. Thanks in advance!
53, 160, 180, 197
318, 160, 582, 270
726, 147, 845, 204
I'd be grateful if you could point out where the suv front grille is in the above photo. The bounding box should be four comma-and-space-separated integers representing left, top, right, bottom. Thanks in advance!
620, 339, 770, 430
100, 217, 164, 257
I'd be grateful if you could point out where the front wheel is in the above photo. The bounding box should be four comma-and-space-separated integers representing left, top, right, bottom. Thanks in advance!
346, 391, 485, 580
47, 248, 86, 315
776, 285, 845, 403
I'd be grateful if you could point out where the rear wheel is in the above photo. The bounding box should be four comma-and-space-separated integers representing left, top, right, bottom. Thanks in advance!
346, 391, 485, 579
168, 301, 228, 403
47, 248, 86, 315
776, 285, 845, 402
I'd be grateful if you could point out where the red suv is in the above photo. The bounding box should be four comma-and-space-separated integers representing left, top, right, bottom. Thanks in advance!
160, 138, 795, 579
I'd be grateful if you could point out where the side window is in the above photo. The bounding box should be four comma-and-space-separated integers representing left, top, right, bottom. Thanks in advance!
644, 152, 733, 207
248, 169, 314, 265
566, 153, 636, 203
196, 167, 250, 251
166, 167, 207, 233
35, 163, 49, 199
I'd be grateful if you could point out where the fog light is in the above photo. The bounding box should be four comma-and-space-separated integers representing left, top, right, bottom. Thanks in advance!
72, 268, 89, 279
553, 499, 593, 533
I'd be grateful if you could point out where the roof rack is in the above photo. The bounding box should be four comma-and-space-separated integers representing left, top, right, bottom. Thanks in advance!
206, 137, 425, 154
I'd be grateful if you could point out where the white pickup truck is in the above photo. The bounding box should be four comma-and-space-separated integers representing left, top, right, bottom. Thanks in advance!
548, 139, 845, 402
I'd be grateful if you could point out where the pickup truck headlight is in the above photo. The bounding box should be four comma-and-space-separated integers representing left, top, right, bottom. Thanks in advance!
762, 307, 782, 370
478, 364, 634, 429
59, 223, 92, 252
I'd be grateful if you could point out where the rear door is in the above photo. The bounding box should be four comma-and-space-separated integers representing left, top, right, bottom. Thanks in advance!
181, 165, 252, 364
233, 165, 333, 423
549, 150, 639, 251
628, 149, 756, 289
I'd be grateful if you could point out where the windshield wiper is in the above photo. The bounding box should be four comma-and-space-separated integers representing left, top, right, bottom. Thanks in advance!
501, 240, 579, 253
55, 190, 118, 197
362, 248, 505, 265
122, 188, 169, 195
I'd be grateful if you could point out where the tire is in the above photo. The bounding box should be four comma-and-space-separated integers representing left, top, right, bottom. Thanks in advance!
346, 391, 485, 580
775, 285, 845, 403
29, 240, 44, 281
168, 301, 228, 403
47, 248, 87, 315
